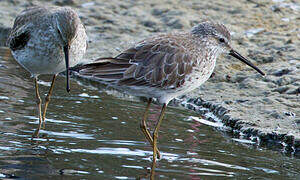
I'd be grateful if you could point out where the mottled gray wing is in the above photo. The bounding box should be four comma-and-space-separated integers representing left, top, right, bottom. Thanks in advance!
7, 6, 49, 50
77, 38, 193, 89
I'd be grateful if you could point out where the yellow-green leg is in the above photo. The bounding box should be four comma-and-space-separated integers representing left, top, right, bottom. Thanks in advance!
150, 103, 167, 180
42, 74, 57, 128
140, 98, 161, 159
32, 78, 42, 138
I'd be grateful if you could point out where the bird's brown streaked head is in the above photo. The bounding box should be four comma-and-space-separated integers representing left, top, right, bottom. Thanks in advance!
55, 7, 81, 46
55, 7, 82, 92
191, 21, 231, 42
191, 21, 265, 76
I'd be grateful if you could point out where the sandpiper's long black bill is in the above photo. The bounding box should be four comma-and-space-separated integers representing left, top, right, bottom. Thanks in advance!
229, 50, 265, 76
63, 45, 70, 93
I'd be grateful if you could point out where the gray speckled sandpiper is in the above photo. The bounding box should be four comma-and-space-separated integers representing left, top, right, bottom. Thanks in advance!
73, 21, 264, 178
7, 6, 87, 137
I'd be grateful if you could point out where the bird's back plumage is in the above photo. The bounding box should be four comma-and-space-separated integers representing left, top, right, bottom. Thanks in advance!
73, 31, 218, 104
76, 33, 198, 89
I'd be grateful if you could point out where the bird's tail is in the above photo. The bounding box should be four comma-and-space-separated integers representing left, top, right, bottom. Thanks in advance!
70, 57, 131, 83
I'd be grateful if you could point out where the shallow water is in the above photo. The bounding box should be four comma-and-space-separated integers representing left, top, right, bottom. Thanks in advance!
0, 47, 299, 179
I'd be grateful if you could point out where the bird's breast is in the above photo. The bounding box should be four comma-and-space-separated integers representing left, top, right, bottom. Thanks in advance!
181, 55, 216, 91
11, 26, 86, 76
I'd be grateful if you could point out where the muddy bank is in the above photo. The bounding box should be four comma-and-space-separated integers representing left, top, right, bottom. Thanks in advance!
0, 0, 299, 154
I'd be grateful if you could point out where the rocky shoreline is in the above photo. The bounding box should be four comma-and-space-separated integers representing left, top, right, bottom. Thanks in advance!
0, 0, 299, 156
172, 97, 299, 157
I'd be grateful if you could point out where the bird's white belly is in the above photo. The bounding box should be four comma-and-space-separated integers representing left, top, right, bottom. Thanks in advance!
115, 65, 215, 105
12, 43, 63, 76
156, 60, 216, 104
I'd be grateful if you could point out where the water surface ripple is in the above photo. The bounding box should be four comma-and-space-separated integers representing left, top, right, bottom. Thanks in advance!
0, 47, 299, 179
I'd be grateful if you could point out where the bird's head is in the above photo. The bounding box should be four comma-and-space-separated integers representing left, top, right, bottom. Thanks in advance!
191, 21, 265, 76
54, 7, 82, 92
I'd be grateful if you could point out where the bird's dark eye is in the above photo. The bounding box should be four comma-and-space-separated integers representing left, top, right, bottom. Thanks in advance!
219, 38, 225, 43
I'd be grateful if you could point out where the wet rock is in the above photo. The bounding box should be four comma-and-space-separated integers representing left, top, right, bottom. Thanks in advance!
285, 39, 292, 44
151, 8, 169, 16
224, 100, 233, 105
141, 20, 157, 28
278, 45, 296, 53
286, 87, 300, 95
81, 2, 96, 8
221, 114, 231, 122
272, 86, 289, 94
272, 68, 292, 76
271, 5, 281, 12
229, 75, 248, 83
266, 82, 277, 88
275, 76, 296, 86
54, 0, 76, 6
276, 50, 283, 56
236, 99, 249, 103
244, 28, 265, 38
185, 103, 196, 111
197, 108, 209, 115
162, 17, 185, 29
187, 97, 196, 104
270, 111, 283, 119
227, 9, 243, 14
248, 50, 275, 63
284, 112, 295, 117
260, 56, 275, 63
262, 97, 273, 104
217, 106, 229, 116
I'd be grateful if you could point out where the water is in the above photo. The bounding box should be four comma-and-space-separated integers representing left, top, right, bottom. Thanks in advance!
0, 47, 299, 179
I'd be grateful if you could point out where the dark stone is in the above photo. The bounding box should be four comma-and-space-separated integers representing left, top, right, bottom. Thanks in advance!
197, 109, 209, 115
222, 115, 231, 122
164, 18, 184, 29
186, 103, 195, 111
216, 106, 229, 116
54, 0, 76, 6
224, 100, 233, 104
103, 19, 115, 24
151, 8, 169, 16
285, 39, 292, 44
286, 87, 300, 95
261, 56, 275, 63
172, 95, 299, 156
273, 68, 292, 76
187, 98, 195, 103
227, 9, 243, 14
284, 112, 295, 117
234, 75, 247, 83
236, 99, 249, 103
207, 117, 215, 122
141, 20, 157, 28
272, 86, 289, 94
193, 97, 204, 106
275, 77, 295, 86
276, 50, 283, 56
270, 111, 282, 119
